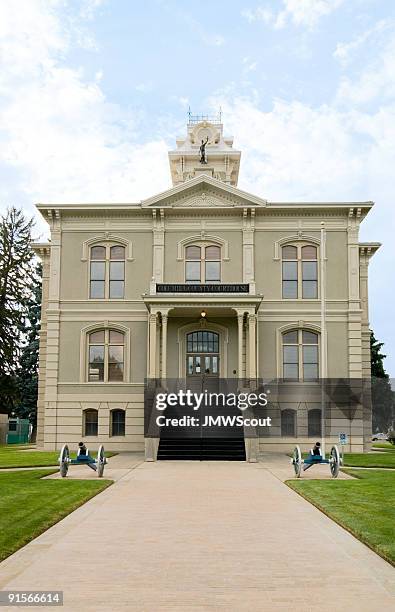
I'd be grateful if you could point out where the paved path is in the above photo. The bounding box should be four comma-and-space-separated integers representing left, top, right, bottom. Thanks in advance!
0, 459, 394, 611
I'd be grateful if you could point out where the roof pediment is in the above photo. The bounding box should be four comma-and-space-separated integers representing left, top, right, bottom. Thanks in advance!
141, 175, 267, 208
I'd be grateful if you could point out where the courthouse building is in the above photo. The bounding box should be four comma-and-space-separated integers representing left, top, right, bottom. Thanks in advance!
34, 115, 379, 459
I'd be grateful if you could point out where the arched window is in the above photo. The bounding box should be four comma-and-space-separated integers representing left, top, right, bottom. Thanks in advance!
90, 244, 125, 299
111, 409, 125, 436
281, 409, 296, 436
88, 330, 124, 382
185, 244, 221, 283
308, 409, 322, 437
282, 244, 318, 299
282, 330, 319, 381
84, 409, 98, 436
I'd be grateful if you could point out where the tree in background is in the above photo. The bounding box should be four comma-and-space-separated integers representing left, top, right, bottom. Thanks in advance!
0, 207, 36, 414
15, 263, 42, 426
371, 332, 387, 378
370, 331, 394, 433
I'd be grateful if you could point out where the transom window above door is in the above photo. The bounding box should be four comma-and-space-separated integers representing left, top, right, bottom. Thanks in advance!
185, 244, 221, 283
187, 331, 219, 353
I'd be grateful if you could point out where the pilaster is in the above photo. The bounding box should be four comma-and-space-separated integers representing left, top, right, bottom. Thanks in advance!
347, 210, 362, 378
242, 208, 255, 294
248, 313, 257, 379
35, 246, 51, 446
152, 208, 165, 284
43, 210, 62, 449
148, 312, 158, 379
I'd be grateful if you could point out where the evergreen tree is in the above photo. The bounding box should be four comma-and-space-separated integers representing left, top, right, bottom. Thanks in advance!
0, 207, 35, 413
370, 331, 394, 433
15, 263, 42, 423
371, 331, 387, 379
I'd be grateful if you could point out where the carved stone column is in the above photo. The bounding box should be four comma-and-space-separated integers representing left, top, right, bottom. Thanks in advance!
148, 313, 157, 379
161, 314, 168, 381
237, 313, 244, 380
248, 313, 257, 379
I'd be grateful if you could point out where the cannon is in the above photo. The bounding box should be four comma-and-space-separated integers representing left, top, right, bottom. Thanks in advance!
291, 445, 340, 478
58, 444, 107, 478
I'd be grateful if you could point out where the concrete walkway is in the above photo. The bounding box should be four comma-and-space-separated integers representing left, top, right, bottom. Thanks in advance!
0, 458, 394, 611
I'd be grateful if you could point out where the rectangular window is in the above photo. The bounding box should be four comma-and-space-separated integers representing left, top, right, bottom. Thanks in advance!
302, 261, 317, 298
186, 261, 201, 283
205, 261, 220, 282
212, 356, 218, 374
109, 261, 124, 298
108, 345, 124, 381
282, 261, 298, 298
283, 345, 299, 380
84, 412, 98, 436
303, 345, 318, 380
111, 411, 125, 436
90, 261, 105, 299
89, 346, 104, 381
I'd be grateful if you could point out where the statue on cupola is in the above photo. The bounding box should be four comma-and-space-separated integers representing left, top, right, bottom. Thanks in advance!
199, 136, 209, 164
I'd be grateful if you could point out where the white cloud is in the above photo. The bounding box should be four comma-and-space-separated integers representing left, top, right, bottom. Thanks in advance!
336, 31, 395, 105
0, 0, 170, 237
243, 0, 344, 30
242, 57, 258, 73
181, 14, 225, 47
333, 20, 391, 66
135, 81, 154, 93
242, 7, 273, 25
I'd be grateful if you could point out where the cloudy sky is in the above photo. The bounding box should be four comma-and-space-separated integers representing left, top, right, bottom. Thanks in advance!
0, 0, 394, 374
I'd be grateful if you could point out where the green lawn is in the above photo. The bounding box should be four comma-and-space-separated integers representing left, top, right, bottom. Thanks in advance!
343, 452, 395, 468
372, 442, 395, 451
0, 469, 112, 562
287, 469, 395, 566
0, 445, 116, 469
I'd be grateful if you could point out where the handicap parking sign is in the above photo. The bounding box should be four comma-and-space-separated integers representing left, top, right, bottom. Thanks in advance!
339, 432, 348, 445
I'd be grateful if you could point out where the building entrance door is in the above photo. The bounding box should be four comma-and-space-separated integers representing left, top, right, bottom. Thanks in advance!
158, 330, 245, 461
156, 329, 245, 459
186, 331, 219, 379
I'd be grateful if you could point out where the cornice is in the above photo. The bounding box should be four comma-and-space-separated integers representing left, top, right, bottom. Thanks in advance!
359, 242, 381, 259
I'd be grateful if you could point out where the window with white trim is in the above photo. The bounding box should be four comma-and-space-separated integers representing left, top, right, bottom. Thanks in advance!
88, 330, 125, 382
281, 409, 296, 436
185, 244, 221, 283
84, 409, 98, 436
282, 330, 319, 381
90, 245, 125, 299
282, 244, 318, 299
308, 408, 322, 437
110, 409, 126, 436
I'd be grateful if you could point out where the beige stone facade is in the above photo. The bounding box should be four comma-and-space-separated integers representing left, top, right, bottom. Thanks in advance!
33, 118, 379, 457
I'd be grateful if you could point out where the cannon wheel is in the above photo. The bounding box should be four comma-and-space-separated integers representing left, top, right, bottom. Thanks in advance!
59, 444, 69, 478
97, 445, 105, 478
292, 445, 302, 478
330, 445, 340, 478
